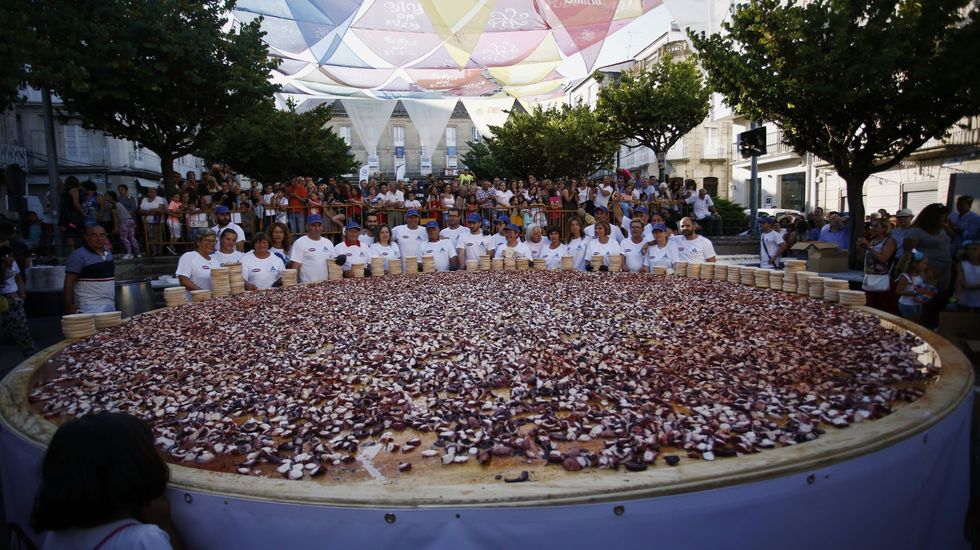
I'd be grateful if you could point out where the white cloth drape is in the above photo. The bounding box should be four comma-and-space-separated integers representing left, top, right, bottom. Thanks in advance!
341, 98, 398, 155
461, 98, 515, 138
402, 99, 458, 153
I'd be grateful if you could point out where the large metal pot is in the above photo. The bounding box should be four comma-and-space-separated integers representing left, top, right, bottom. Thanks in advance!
114, 278, 154, 318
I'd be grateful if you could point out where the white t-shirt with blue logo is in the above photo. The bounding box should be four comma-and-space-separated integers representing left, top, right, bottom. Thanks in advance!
456, 231, 494, 263
417, 238, 458, 272
241, 251, 285, 289
333, 241, 372, 272
289, 235, 336, 283
391, 225, 427, 270
369, 242, 402, 273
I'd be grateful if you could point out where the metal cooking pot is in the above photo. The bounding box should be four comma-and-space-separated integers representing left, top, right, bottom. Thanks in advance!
115, 278, 154, 318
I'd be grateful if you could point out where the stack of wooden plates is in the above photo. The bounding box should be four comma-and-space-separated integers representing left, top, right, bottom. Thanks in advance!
652, 266, 668, 276
675, 261, 688, 277
466, 260, 479, 271
328, 262, 344, 280
421, 256, 436, 273
699, 263, 715, 280
388, 261, 404, 276
782, 270, 798, 293
532, 258, 547, 271
823, 279, 850, 302
713, 264, 728, 281
607, 255, 623, 273
403, 259, 419, 275
837, 289, 867, 306
796, 272, 814, 295
687, 263, 702, 278
560, 256, 574, 271
210, 267, 230, 297
768, 270, 785, 291
480, 255, 492, 271
516, 257, 531, 270
281, 269, 298, 287
754, 268, 771, 288
62, 314, 96, 339
370, 257, 385, 277
191, 289, 211, 302
590, 256, 603, 271
164, 287, 187, 307
94, 311, 122, 330
350, 263, 366, 278
808, 276, 827, 299
726, 264, 741, 283
783, 259, 807, 273
740, 266, 756, 285
504, 257, 517, 271
227, 264, 244, 294
491, 258, 504, 271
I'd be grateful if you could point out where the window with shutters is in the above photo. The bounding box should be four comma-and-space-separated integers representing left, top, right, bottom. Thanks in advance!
64, 124, 91, 163
339, 126, 352, 147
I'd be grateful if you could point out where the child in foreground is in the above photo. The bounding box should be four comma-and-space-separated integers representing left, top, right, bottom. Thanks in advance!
32, 412, 182, 549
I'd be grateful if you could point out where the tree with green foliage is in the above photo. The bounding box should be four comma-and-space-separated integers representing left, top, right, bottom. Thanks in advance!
0, 0, 32, 111
27, 0, 279, 196
691, 0, 980, 262
487, 103, 618, 180
596, 55, 711, 182
199, 100, 357, 183
460, 140, 502, 180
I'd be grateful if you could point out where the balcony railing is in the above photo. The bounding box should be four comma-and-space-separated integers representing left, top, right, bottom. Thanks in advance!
27, 146, 108, 171
0, 143, 28, 169
700, 145, 728, 160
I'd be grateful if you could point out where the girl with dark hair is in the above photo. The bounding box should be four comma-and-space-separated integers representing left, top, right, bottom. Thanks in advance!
369, 224, 401, 273
32, 412, 182, 549
903, 203, 953, 327
268, 222, 292, 265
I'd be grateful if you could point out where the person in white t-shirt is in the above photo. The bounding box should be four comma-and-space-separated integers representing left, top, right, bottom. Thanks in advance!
358, 213, 379, 247
0, 252, 35, 357
524, 223, 551, 259
621, 205, 654, 241
621, 220, 650, 272
139, 187, 167, 256
457, 213, 494, 262
417, 221, 459, 272
671, 217, 717, 263
241, 232, 285, 290
494, 182, 514, 209
210, 205, 245, 251
494, 223, 533, 260
369, 225, 402, 273
585, 206, 625, 243
759, 217, 787, 269
211, 228, 244, 267
593, 175, 613, 210
566, 216, 591, 271
685, 188, 717, 236
392, 209, 427, 270
288, 214, 342, 283
539, 227, 568, 270
439, 209, 467, 248
176, 230, 217, 291
334, 221, 372, 275
642, 223, 679, 272
490, 214, 511, 252
585, 221, 623, 270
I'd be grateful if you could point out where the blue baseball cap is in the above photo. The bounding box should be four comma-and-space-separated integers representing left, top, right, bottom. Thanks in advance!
307, 214, 323, 224
496, 214, 510, 223
482, 220, 490, 228
759, 216, 775, 225
505, 223, 520, 232
345, 220, 360, 230
215, 205, 230, 214
651, 223, 668, 232
425, 220, 440, 229
466, 213, 481, 223
634, 205, 647, 214
596, 205, 609, 213
406, 208, 420, 218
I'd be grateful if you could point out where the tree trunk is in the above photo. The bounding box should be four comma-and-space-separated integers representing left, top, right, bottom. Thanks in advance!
160, 152, 176, 198
844, 176, 867, 269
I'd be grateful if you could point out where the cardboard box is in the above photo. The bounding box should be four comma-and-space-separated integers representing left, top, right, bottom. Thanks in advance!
789, 241, 850, 273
